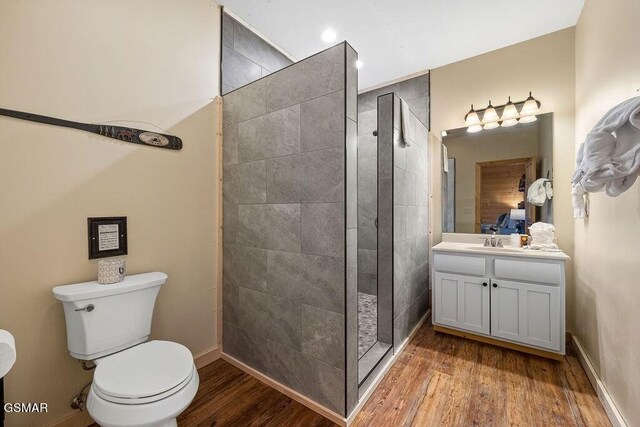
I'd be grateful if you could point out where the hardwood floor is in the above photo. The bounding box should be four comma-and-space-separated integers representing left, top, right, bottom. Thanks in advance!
351, 321, 610, 426
178, 321, 610, 426
177, 358, 335, 427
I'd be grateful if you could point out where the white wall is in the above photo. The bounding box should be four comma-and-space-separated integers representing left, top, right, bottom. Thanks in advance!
574, 0, 640, 424
0, 1, 221, 425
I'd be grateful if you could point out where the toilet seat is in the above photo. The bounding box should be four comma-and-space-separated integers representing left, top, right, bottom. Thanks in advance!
93, 340, 194, 405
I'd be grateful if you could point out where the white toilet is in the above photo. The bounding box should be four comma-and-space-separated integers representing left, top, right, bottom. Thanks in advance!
53, 272, 199, 427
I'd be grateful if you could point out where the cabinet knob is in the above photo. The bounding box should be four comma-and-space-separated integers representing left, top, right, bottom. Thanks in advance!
482, 282, 488, 287
492, 283, 498, 288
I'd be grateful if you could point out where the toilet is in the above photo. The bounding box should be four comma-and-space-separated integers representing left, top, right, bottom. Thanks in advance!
53, 272, 199, 427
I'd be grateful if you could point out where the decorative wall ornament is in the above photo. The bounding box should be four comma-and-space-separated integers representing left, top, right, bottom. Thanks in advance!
0, 108, 182, 150
88, 217, 128, 259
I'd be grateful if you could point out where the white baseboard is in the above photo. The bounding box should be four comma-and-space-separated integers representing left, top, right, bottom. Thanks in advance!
221, 352, 347, 426
571, 334, 627, 427
346, 309, 431, 426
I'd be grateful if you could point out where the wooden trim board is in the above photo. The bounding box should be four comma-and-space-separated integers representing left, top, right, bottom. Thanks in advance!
433, 324, 564, 361
215, 95, 224, 348
221, 353, 347, 426
194, 346, 222, 369
570, 334, 627, 427
346, 309, 431, 426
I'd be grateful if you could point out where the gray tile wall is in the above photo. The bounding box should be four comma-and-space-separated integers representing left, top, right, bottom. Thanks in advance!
345, 44, 359, 417
388, 94, 431, 348
358, 73, 430, 129
222, 12, 294, 94
223, 43, 355, 416
377, 94, 395, 346
356, 74, 429, 297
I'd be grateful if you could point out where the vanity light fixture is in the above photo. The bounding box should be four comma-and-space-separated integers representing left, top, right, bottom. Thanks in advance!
482, 101, 500, 129
463, 93, 541, 132
321, 28, 337, 43
500, 96, 519, 121
501, 117, 519, 127
519, 91, 541, 123
465, 104, 481, 132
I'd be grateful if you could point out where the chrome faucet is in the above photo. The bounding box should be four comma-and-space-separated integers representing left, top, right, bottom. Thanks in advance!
480, 233, 504, 248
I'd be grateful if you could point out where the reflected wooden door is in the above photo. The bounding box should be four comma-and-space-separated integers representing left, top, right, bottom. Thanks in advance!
475, 157, 535, 233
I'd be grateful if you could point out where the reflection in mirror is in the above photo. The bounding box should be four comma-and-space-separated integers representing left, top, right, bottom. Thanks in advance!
442, 113, 553, 234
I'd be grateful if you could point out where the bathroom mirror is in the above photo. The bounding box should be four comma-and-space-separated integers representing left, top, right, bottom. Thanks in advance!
442, 112, 553, 234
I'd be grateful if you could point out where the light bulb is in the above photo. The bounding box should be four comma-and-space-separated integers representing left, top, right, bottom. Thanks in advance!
321, 28, 337, 43
501, 118, 519, 127
356, 60, 363, 69
467, 125, 483, 133
483, 121, 500, 130
519, 115, 537, 123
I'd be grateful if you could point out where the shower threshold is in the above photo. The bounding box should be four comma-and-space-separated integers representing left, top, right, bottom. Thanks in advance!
358, 341, 392, 385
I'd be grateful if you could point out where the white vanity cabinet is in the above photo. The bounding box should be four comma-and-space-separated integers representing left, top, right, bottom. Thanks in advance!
434, 273, 490, 335
432, 244, 568, 358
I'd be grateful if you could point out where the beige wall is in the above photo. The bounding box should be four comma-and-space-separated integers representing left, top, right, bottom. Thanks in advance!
430, 28, 576, 322
574, 0, 640, 424
0, 1, 221, 425
444, 126, 539, 233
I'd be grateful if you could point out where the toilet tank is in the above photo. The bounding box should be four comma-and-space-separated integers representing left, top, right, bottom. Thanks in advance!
53, 272, 167, 360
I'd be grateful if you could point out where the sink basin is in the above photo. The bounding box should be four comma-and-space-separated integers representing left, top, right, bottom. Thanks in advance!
465, 245, 524, 254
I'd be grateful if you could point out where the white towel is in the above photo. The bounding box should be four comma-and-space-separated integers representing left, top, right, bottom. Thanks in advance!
442, 144, 449, 172
527, 178, 552, 206
572, 96, 640, 197
572, 184, 587, 219
400, 98, 411, 147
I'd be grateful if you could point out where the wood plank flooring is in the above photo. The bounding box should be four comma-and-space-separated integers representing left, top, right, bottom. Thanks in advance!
177, 320, 610, 426
177, 358, 335, 427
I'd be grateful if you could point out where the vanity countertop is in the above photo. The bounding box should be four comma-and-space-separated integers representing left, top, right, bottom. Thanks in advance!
433, 241, 570, 261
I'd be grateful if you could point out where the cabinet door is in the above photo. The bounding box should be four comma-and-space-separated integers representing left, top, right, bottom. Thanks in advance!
490, 279, 560, 351
434, 273, 490, 335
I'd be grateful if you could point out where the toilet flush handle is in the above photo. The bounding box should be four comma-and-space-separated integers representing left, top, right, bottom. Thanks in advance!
75, 304, 95, 312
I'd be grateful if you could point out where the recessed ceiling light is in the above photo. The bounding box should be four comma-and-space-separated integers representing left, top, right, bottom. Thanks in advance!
356, 60, 363, 69
321, 28, 337, 43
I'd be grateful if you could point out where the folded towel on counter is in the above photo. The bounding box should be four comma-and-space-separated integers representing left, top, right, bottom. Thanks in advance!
572, 96, 640, 198
400, 98, 411, 147
529, 243, 561, 252
527, 178, 553, 206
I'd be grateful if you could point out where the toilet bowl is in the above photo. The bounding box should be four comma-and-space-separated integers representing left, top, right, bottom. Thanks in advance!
52, 273, 199, 426
86, 341, 199, 427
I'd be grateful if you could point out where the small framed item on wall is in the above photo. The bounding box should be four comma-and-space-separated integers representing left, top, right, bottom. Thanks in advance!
88, 217, 128, 259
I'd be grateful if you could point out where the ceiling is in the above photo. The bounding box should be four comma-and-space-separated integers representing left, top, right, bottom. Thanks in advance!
219, 0, 584, 90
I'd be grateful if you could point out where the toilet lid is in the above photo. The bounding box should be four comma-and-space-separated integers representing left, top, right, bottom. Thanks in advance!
93, 341, 194, 402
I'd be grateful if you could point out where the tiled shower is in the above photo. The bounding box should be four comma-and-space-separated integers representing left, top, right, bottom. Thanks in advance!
221, 40, 430, 419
